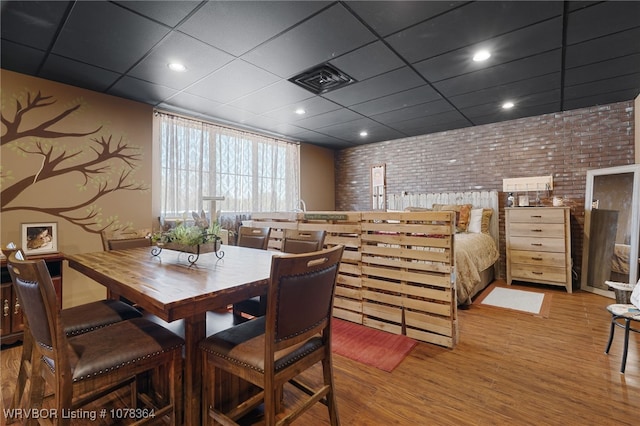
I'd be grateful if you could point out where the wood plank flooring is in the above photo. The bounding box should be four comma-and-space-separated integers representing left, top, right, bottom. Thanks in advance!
1, 281, 637, 425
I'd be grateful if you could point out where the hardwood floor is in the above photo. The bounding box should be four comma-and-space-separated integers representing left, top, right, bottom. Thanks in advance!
2, 281, 637, 425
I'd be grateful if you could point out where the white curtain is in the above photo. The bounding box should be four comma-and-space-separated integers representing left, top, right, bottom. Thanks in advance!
158, 113, 300, 220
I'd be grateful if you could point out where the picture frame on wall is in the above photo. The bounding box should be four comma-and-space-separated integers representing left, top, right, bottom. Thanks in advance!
21, 222, 58, 255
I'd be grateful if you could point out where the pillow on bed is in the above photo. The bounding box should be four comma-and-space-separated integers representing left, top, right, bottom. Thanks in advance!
432, 203, 472, 232
467, 208, 493, 234
467, 209, 483, 233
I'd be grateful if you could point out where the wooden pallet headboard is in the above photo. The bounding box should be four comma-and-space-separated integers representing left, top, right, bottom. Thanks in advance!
386, 190, 500, 254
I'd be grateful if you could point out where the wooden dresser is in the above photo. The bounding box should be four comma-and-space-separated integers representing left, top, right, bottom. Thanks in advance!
1, 253, 64, 345
506, 207, 572, 293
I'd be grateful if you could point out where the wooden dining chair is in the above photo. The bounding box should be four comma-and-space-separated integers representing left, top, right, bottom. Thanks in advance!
7, 252, 184, 426
232, 228, 327, 323
282, 229, 326, 254
101, 228, 151, 302
232, 226, 272, 322
7, 250, 143, 419
101, 228, 152, 251
200, 244, 344, 426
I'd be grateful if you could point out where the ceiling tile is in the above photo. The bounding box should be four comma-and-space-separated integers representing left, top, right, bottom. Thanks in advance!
386, 1, 562, 64
566, 1, 640, 44
228, 80, 314, 115
262, 96, 342, 122
113, 1, 201, 27
185, 59, 280, 103
564, 73, 640, 101
1, 0, 70, 50
108, 76, 178, 105
242, 3, 376, 78
350, 85, 441, 116
52, 1, 170, 73
178, 1, 330, 56
448, 73, 561, 110
371, 98, 455, 125
322, 67, 425, 106
565, 54, 640, 87
1, 40, 46, 74
388, 110, 469, 134
565, 27, 640, 69
415, 18, 562, 83
293, 108, 362, 131
41, 54, 121, 92
564, 87, 640, 111
128, 32, 233, 90
345, 1, 464, 37
433, 50, 562, 98
328, 41, 405, 81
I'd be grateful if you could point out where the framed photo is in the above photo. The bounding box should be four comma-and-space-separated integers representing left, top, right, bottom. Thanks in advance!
22, 222, 58, 255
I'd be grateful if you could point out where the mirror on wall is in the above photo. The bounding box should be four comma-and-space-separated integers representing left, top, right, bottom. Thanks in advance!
581, 164, 640, 298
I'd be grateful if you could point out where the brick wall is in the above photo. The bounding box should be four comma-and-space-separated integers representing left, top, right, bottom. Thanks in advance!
335, 101, 636, 285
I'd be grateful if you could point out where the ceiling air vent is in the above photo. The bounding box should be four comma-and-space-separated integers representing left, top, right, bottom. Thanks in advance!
289, 63, 356, 95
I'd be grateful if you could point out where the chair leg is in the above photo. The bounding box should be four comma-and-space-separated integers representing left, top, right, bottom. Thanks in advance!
322, 357, 340, 426
9, 331, 34, 419
605, 315, 617, 354
621, 319, 631, 374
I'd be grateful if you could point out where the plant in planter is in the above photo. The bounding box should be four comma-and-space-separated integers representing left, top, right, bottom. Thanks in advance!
152, 211, 224, 263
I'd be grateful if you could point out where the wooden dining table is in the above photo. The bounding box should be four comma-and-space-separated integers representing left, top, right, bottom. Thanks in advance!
66, 244, 279, 425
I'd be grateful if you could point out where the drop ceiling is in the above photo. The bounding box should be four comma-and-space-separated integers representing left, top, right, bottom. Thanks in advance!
2, 1, 639, 149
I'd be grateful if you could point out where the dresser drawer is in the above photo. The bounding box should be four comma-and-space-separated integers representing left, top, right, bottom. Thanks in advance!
509, 250, 566, 268
508, 222, 565, 238
507, 208, 565, 224
510, 264, 567, 284
508, 236, 565, 253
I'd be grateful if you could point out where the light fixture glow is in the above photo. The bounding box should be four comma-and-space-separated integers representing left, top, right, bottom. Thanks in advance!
472, 50, 491, 62
359, 131, 368, 137
502, 101, 515, 109
168, 62, 187, 72
295, 108, 306, 115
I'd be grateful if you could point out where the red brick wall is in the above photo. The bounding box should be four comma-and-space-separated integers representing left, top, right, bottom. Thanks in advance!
335, 101, 636, 285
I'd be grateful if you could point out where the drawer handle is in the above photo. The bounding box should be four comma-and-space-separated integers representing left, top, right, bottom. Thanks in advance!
14, 297, 20, 315
531, 257, 543, 261
531, 243, 543, 246
532, 271, 543, 275
531, 215, 542, 218
3, 299, 8, 317
531, 229, 543, 232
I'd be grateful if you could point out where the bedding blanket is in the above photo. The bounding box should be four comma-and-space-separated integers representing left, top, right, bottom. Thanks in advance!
454, 232, 499, 304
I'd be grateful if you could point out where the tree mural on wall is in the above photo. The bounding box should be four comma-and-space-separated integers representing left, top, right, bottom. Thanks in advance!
1, 90, 149, 234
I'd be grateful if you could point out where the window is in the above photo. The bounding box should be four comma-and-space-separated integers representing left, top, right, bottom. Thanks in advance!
158, 112, 299, 219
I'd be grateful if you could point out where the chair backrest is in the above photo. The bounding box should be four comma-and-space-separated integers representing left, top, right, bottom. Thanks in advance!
101, 229, 151, 251
7, 251, 68, 376
266, 245, 344, 350
282, 229, 326, 254
237, 226, 271, 250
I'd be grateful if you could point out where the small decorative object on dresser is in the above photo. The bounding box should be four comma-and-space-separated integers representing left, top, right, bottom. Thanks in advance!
505, 207, 572, 293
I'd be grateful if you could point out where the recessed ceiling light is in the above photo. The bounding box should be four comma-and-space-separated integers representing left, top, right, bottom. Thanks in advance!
502, 101, 515, 109
295, 108, 306, 115
472, 50, 491, 62
359, 131, 368, 137
168, 62, 186, 72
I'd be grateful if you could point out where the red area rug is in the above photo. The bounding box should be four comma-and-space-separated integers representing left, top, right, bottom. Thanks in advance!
331, 318, 417, 372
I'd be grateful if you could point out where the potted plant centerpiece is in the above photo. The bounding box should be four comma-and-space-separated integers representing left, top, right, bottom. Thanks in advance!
152, 211, 224, 263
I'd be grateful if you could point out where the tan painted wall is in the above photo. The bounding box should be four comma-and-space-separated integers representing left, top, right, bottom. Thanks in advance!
300, 143, 335, 211
1, 69, 153, 308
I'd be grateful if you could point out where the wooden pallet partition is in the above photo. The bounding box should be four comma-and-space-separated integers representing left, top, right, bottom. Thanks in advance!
299, 212, 363, 324
360, 211, 458, 347
248, 212, 300, 251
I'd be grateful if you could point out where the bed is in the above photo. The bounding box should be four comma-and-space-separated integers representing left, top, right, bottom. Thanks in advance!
391, 190, 500, 305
